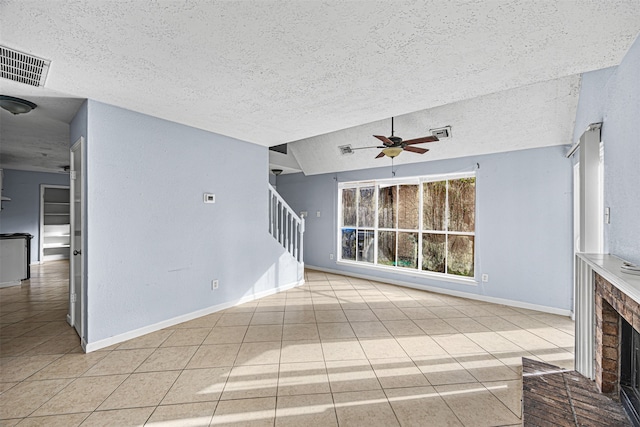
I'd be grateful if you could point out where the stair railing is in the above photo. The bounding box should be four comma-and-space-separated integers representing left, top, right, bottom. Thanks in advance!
268, 183, 304, 263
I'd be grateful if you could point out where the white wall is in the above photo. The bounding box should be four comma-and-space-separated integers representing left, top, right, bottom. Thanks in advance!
277, 146, 574, 312
573, 34, 640, 265
72, 100, 301, 346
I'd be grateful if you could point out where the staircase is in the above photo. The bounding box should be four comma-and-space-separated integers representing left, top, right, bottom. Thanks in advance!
268, 183, 304, 264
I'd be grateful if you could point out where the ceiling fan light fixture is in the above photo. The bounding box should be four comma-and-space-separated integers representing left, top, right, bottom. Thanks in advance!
381, 147, 403, 158
0, 95, 37, 115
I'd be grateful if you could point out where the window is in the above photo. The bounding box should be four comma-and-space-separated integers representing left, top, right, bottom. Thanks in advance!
338, 174, 476, 280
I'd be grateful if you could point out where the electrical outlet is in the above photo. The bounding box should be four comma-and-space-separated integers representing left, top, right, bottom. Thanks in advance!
481, 274, 489, 283
212, 279, 219, 290
316, 211, 321, 217
329, 254, 334, 260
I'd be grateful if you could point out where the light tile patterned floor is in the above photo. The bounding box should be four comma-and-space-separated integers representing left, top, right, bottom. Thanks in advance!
0, 261, 575, 426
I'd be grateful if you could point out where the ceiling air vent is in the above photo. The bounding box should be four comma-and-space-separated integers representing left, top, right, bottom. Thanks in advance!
430, 126, 452, 139
0, 45, 51, 87
338, 145, 353, 155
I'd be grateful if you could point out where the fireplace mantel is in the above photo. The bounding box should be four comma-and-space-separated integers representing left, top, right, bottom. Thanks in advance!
578, 254, 640, 304
575, 253, 640, 381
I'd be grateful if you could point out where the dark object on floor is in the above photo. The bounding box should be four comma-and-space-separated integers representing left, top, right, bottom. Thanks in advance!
522, 357, 631, 426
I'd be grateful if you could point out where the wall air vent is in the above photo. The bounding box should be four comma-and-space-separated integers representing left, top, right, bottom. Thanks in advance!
0, 45, 50, 87
338, 145, 353, 155
430, 126, 452, 139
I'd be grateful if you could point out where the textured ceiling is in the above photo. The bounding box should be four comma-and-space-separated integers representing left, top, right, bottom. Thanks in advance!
290, 75, 581, 175
0, 81, 84, 172
0, 1, 639, 173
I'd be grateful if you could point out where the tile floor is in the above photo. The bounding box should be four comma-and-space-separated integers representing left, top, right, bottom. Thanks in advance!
0, 261, 575, 426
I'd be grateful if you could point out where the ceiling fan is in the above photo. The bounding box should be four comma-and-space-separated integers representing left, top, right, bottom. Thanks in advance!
352, 117, 439, 158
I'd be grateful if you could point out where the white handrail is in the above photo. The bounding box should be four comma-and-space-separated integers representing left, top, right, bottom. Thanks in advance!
268, 183, 304, 263
269, 183, 302, 223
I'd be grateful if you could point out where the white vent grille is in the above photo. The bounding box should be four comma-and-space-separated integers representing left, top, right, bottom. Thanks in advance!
339, 145, 353, 155
0, 46, 50, 87
430, 126, 452, 139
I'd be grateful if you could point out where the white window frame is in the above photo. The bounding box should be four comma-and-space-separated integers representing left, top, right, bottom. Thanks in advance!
337, 172, 477, 285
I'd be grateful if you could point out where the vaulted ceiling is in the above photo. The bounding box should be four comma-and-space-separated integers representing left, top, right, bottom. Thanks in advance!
1, 1, 639, 174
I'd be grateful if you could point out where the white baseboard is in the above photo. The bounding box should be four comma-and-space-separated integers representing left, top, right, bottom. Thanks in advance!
42, 255, 69, 262
306, 264, 572, 317
84, 278, 305, 353
0, 280, 21, 288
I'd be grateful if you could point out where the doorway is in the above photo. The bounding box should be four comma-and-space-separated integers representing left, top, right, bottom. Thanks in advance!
40, 185, 70, 262
69, 137, 85, 341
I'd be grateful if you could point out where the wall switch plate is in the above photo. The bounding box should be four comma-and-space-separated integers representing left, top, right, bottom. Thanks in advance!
605, 207, 610, 224
204, 193, 215, 203
316, 211, 321, 217
300, 211, 308, 218
481, 274, 489, 283
329, 254, 334, 260
212, 279, 219, 290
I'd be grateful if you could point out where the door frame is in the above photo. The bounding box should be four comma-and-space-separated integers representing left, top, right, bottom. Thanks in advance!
69, 136, 85, 341
39, 184, 71, 263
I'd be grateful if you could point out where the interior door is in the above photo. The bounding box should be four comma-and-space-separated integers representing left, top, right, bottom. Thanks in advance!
70, 137, 84, 340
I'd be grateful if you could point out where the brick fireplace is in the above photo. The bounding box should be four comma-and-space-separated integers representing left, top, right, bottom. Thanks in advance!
594, 271, 640, 427
574, 254, 640, 425
594, 272, 640, 394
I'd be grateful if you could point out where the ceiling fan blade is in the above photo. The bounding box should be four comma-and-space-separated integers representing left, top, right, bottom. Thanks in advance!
403, 135, 439, 145
375, 151, 386, 158
373, 135, 394, 146
404, 146, 428, 154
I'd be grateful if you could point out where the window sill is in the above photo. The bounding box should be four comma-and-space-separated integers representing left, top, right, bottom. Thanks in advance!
336, 260, 478, 286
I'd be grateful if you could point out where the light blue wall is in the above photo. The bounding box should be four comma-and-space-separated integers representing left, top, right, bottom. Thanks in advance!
0, 169, 69, 262
278, 146, 574, 311
573, 35, 640, 265
80, 100, 299, 344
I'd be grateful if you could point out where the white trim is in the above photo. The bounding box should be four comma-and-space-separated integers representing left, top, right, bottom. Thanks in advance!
578, 126, 602, 253
577, 253, 640, 306
0, 280, 21, 288
336, 259, 477, 286
307, 264, 572, 317
574, 254, 595, 379
338, 173, 476, 282
70, 137, 85, 341
83, 278, 305, 353
566, 141, 580, 158
338, 171, 475, 188
66, 313, 72, 326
